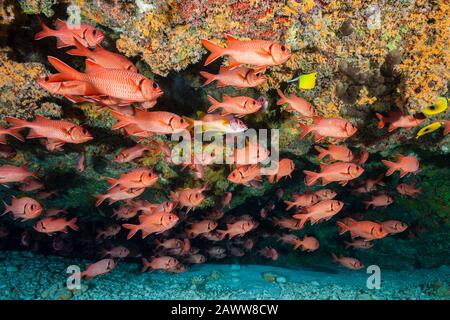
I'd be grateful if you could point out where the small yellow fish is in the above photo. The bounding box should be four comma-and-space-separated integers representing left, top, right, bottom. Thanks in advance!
299, 72, 317, 90
422, 97, 448, 116
416, 122, 442, 139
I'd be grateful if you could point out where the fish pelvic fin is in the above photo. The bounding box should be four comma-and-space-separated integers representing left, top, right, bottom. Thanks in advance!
375, 113, 386, 129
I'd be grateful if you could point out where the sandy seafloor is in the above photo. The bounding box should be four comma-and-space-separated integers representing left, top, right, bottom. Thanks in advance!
0, 251, 448, 300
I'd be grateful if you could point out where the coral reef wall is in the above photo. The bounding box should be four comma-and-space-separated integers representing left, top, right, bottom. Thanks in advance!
0, 0, 448, 271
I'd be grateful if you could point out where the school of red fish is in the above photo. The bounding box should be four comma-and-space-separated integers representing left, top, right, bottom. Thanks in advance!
0, 19, 438, 280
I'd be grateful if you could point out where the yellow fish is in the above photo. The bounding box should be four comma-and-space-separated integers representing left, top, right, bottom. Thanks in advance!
422, 97, 448, 116
416, 122, 442, 139
299, 72, 317, 90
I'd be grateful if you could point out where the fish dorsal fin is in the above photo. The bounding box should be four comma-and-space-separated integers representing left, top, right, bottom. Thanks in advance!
222, 94, 232, 101
219, 66, 232, 73
34, 115, 48, 122
225, 34, 239, 44
55, 19, 67, 30
319, 163, 327, 170
396, 154, 404, 161
134, 108, 147, 117
85, 59, 103, 73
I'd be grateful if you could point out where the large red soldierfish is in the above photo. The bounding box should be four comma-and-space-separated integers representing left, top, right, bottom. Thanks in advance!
304, 162, 364, 186
2, 196, 43, 221
34, 217, 79, 234
207, 95, 262, 117
276, 89, 314, 117
170, 187, 207, 212
0, 165, 37, 184
200, 66, 266, 88
106, 168, 158, 190
217, 219, 256, 239
141, 256, 179, 273
6, 115, 93, 146
45, 57, 163, 105
376, 111, 425, 132
299, 117, 357, 142
95, 187, 145, 206
201, 34, 291, 69
336, 218, 389, 241
122, 212, 179, 239
80, 259, 116, 281
292, 199, 344, 228
34, 18, 104, 48
267, 158, 295, 183
331, 253, 364, 270
110, 109, 189, 135
67, 38, 137, 72
314, 145, 353, 162
382, 154, 419, 178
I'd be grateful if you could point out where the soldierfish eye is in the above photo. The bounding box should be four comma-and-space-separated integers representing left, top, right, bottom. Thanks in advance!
152, 83, 159, 89
93, 30, 97, 35
281, 45, 286, 51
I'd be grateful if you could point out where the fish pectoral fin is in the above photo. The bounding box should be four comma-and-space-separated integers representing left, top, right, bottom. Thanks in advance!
257, 48, 272, 57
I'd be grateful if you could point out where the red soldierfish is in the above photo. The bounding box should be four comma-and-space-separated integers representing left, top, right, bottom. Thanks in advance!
170, 187, 207, 213
207, 95, 262, 117
276, 89, 314, 117
111, 109, 189, 135
200, 66, 266, 88
201, 34, 291, 69
314, 145, 353, 162
381, 220, 408, 234
95, 187, 145, 206
376, 111, 425, 132
34, 19, 104, 48
336, 218, 389, 241
0, 165, 37, 184
6, 115, 92, 145
382, 154, 419, 178
67, 38, 137, 72
216, 219, 256, 239
2, 196, 42, 221
80, 259, 116, 281
299, 117, 357, 142
267, 158, 295, 183
396, 183, 421, 197
363, 193, 394, 209
331, 253, 364, 270
304, 162, 364, 186
293, 199, 344, 228
141, 256, 179, 272
34, 217, 79, 234
284, 192, 319, 210
46, 57, 163, 104
106, 168, 158, 190
114, 144, 152, 163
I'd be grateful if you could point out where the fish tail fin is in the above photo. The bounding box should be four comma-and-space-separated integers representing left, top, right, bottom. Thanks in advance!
141, 258, 151, 273
381, 160, 397, 176
95, 194, 108, 207
331, 253, 338, 262
110, 111, 133, 130
201, 38, 226, 66
68, 218, 79, 231
207, 95, 221, 113
47, 56, 82, 81
284, 201, 295, 210
2, 201, 11, 215
5, 117, 29, 130
66, 38, 91, 57
363, 201, 372, 209
336, 221, 349, 235
314, 146, 327, 160
291, 213, 308, 228
122, 224, 140, 240
106, 177, 118, 189
216, 229, 228, 239
5, 128, 25, 142
344, 241, 351, 249
276, 89, 287, 105
34, 18, 54, 40
199, 71, 217, 86
298, 123, 313, 139
303, 170, 319, 186
375, 113, 386, 129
